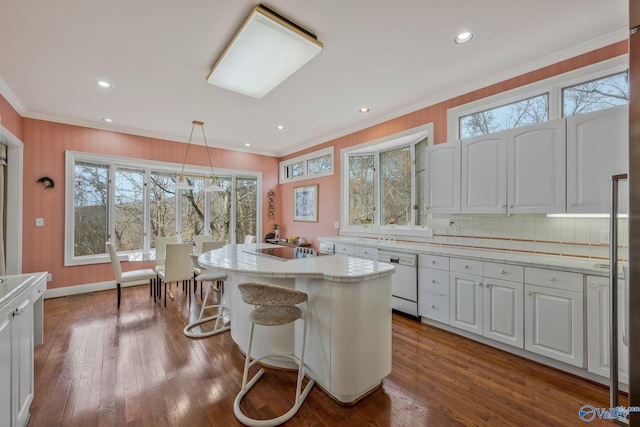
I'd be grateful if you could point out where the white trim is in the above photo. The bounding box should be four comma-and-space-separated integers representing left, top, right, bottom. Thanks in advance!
0, 123, 23, 274
279, 146, 334, 184
43, 279, 150, 299
0, 75, 26, 116
447, 55, 629, 141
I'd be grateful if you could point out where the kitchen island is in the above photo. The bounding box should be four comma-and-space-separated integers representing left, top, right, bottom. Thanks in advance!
198, 243, 395, 404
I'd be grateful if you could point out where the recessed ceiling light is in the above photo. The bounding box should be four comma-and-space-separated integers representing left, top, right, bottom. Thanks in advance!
96, 80, 112, 89
102, 117, 113, 123
276, 125, 285, 131
245, 143, 251, 147
359, 107, 370, 113
454, 31, 474, 44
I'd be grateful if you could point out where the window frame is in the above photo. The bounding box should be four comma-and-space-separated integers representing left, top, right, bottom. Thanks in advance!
279, 146, 334, 184
340, 123, 433, 236
64, 150, 262, 266
447, 55, 628, 141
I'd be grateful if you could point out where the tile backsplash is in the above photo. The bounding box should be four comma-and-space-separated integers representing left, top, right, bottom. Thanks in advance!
427, 214, 627, 261
344, 214, 627, 261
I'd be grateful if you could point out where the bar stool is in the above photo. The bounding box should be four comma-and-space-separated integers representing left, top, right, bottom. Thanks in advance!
183, 269, 229, 338
234, 282, 315, 427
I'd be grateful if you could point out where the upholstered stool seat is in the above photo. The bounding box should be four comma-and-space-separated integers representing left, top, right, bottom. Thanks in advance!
233, 282, 314, 427
183, 269, 230, 338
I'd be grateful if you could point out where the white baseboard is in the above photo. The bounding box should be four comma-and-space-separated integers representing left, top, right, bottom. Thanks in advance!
44, 279, 150, 299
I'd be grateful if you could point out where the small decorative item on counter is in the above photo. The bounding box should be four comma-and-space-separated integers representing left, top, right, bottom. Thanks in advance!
274, 223, 280, 238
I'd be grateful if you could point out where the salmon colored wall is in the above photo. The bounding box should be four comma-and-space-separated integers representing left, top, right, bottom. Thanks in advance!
0, 95, 23, 139
21, 119, 280, 289
279, 41, 629, 244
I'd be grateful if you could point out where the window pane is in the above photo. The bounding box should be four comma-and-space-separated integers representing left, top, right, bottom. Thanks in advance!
308, 154, 332, 175
149, 172, 176, 247
414, 137, 427, 226
380, 147, 411, 225
563, 71, 629, 117
236, 177, 257, 243
348, 154, 375, 225
74, 162, 109, 256
210, 177, 231, 242
460, 94, 549, 139
114, 168, 144, 251
291, 161, 304, 177
181, 178, 206, 241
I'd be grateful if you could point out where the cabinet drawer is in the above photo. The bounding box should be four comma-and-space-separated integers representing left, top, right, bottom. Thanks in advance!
483, 262, 524, 282
525, 267, 583, 293
418, 268, 449, 296
418, 254, 449, 271
334, 244, 355, 256
450, 258, 483, 275
418, 291, 450, 324
355, 246, 378, 260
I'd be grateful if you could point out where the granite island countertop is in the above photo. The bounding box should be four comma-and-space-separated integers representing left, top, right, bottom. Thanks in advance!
198, 243, 395, 283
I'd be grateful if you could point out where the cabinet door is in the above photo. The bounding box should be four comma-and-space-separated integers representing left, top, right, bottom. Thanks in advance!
426, 142, 460, 213
0, 306, 12, 427
483, 278, 523, 348
461, 133, 507, 213
524, 284, 584, 367
586, 276, 628, 383
12, 297, 34, 427
508, 119, 566, 213
449, 272, 483, 335
567, 105, 629, 213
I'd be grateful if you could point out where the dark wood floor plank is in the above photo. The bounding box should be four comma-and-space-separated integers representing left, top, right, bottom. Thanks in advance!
28, 284, 623, 427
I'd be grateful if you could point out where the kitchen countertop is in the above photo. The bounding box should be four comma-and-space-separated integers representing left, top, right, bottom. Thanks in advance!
319, 236, 620, 278
0, 274, 37, 308
198, 243, 395, 283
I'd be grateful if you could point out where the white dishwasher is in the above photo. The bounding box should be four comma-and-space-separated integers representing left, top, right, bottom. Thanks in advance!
378, 250, 419, 319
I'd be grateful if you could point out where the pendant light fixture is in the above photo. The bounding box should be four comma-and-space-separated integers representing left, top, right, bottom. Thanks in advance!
171, 120, 224, 192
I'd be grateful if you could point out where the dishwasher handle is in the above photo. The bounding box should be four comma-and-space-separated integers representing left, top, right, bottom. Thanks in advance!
389, 257, 400, 263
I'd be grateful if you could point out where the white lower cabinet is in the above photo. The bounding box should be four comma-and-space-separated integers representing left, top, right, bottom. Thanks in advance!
418, 254, 450, 323
524, 267, 584, 367
449, 259, 523, 348
0, 303, 12, 427
586, 276, 628, 383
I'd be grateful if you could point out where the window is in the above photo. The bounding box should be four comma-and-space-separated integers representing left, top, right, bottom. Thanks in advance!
342, 125, 432, 229
562, 71, 629, 117
65, 151, 261, 266
280, 147, 334, 183
74, 161, 109, 257
380, 146, 412, 225
459, 94, 549, 139
448, 56, 628, 140
348, 154, 375, 224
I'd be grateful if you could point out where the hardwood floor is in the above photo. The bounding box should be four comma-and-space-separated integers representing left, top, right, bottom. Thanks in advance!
29, 283, 624, 426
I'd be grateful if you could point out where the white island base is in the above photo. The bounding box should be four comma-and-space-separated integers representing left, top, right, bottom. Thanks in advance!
227, 273, 392, 404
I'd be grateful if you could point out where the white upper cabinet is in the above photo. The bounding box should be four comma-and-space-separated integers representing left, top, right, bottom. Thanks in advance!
426, 141, 460, 213
461, 133, 507, 213
567, 105, 629, 213
508, 120, 566, 213
461, 119, 565, 214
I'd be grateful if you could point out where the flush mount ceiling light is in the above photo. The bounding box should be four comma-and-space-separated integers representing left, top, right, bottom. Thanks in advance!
454, 31, 474, 44
206, 4, 323, 99
276, 124, 285, 130
102, 117, 113, 123
359, 107, 370, 113
96, 80, 112, 89
171, 121, 224, 192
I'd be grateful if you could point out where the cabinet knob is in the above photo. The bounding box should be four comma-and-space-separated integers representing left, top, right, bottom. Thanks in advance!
500, 269, 506, 274
485, 283, 490, 287
12, 307, 23, 317
432, 279, 436, 283
476, 281, 482, 286
431, 304, 436, 309
510, 204, 514, 208
464, 264, 469, 269
548, 276, 556, 282
431, 260, 436, 264
502, 204, 506, 208
527, 291, 533, 296
589, 283, 597, 289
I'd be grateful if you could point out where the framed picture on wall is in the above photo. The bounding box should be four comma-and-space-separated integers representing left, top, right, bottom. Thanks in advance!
293, 184, 318, 222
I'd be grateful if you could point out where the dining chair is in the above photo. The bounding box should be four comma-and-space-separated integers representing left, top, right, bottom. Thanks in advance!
106, 242, 157, 308
157, 242, 193, 307
244, 235, 256, 244
193, 240, 226, 297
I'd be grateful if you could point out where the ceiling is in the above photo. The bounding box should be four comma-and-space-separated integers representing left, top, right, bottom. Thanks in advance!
0, 0, 628, 157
